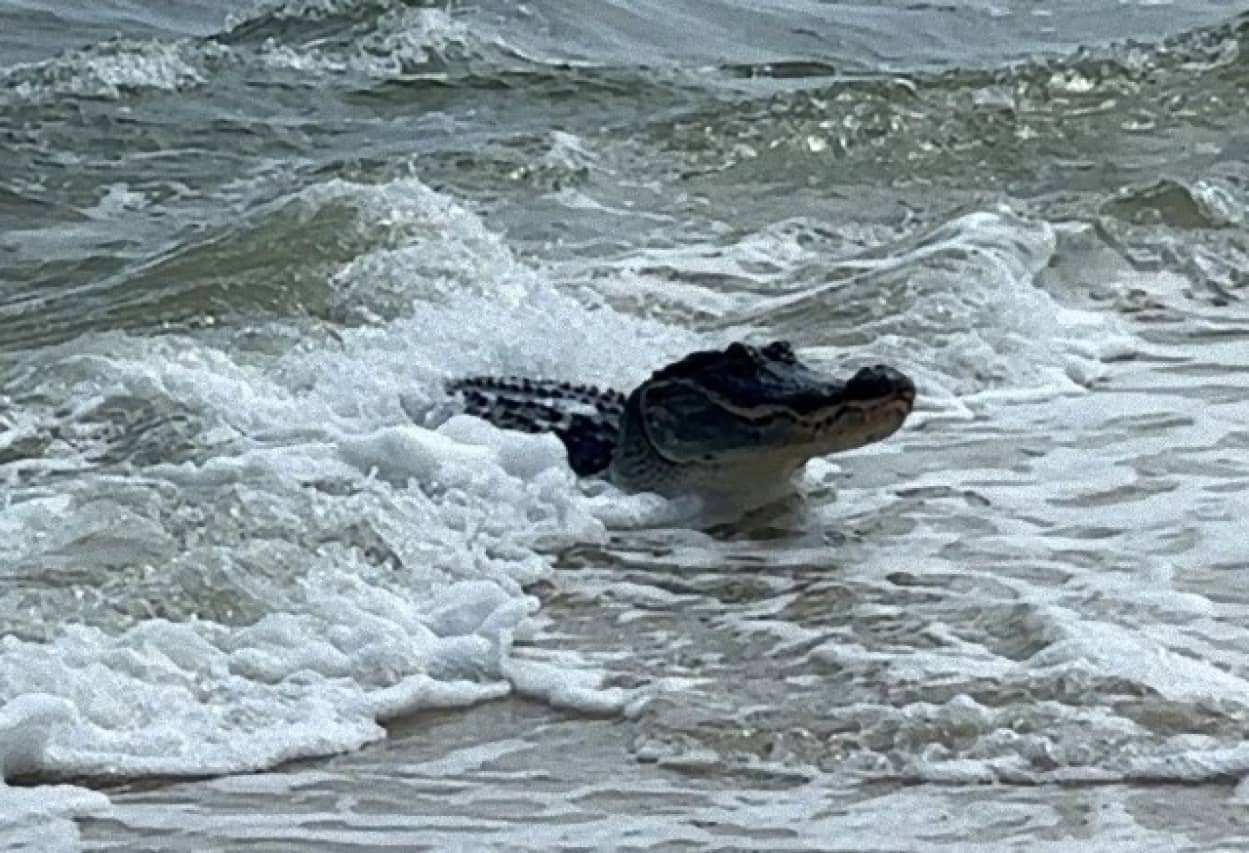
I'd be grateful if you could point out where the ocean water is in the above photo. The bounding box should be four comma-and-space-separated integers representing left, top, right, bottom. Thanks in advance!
2, 0, 1249, 849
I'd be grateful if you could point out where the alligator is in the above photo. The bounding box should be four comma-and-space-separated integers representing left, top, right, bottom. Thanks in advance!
446, 340, 915, 498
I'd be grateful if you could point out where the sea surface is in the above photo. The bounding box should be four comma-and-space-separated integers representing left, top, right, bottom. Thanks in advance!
2, 0, 1249, 850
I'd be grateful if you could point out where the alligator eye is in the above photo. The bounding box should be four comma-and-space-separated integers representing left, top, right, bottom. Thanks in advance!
762, 340, 796, 363
726, 342, 753, 361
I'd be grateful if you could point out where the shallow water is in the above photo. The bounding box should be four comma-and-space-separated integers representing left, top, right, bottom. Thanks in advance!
2, 0, 1249, 849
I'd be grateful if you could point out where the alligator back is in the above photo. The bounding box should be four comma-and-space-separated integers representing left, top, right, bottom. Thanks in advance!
445, 376, 626, 476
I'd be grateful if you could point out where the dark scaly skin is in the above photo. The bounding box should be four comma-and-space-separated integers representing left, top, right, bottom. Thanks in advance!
445, 376, 624, 475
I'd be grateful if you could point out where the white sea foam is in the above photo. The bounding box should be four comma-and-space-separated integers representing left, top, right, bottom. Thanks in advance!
0, 4, 510, 109
561, 205, 1137, 408
252, 7, 475, 80
2, 41, 206, 104
81, 184, 150, 219
832, 207, 1137, 397
0, 696, 112, 850
0, 175, 690, 804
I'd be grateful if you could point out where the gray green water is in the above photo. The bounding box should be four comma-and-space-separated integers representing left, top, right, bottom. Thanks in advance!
3, 1, 1249, 850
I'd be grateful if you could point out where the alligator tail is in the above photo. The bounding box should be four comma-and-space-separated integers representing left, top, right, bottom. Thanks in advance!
445, 376, 626, 476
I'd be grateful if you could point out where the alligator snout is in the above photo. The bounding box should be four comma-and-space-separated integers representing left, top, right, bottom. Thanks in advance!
846, 365, 916, 403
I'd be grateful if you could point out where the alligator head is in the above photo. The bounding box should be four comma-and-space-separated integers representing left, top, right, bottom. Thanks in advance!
615, 340, 916, 492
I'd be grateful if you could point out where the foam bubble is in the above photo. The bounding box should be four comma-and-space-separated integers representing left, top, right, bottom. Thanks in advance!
82, 184, 150, 220
504, 657, 639, 716
0, 695, 78, 780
